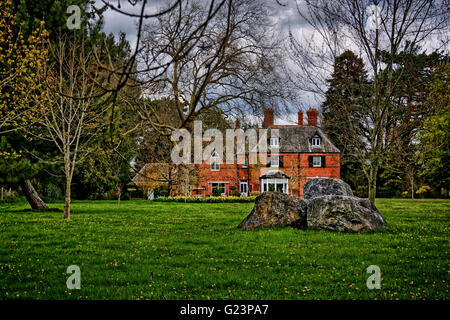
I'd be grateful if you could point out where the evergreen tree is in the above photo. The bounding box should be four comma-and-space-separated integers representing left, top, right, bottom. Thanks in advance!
321, 50, 370, 190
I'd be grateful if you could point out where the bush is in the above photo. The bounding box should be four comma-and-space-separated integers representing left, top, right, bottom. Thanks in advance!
250, 191, 260, 197
212, 186, 222, 197
354, 186, 367, 198
155, 186, 170, 197
121, 193, 131, 201
231, 189, 241, 197
0, 193, 26, 203
43, 183, 63, 201
154, 196, 256, 203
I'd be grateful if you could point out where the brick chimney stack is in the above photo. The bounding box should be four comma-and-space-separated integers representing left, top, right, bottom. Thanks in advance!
298, 110, 303, 126
235, 118, 240, 130
307, 108, 319, 126
263, 108, 274, 128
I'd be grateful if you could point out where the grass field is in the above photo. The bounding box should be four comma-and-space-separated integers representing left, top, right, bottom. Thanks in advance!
0, 199, 448, 300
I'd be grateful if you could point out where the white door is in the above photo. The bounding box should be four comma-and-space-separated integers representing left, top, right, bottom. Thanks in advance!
240, 181, 248, 196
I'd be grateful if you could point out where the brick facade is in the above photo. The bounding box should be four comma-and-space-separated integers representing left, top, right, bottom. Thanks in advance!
191, 108, 341, 198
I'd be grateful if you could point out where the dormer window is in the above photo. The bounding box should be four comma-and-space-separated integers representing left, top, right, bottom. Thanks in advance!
311, 136, 321, 146
270, 137, 279, 147
210, 152, 220, 171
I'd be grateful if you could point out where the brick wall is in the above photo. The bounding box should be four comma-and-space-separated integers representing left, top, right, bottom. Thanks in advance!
193, 152, 340, 198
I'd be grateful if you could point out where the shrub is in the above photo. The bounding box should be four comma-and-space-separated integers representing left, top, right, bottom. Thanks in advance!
121, 193, 131, 201
416, 185, 431, 198
0, 193, 26, 203
155, 186, 169, 197
153, 196, 256, 203
250, 191, 260, 197
232, 189, 241, 197
43, 183, 63, 200
212, 186, 222, 197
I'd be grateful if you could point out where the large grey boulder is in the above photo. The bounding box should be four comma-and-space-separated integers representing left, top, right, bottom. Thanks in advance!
304, 178, 353, 199
307, 195, 387, 232
238, 192, 308, 230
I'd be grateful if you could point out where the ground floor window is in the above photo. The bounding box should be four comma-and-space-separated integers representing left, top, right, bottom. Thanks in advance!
211, 183, 226, 195
261, 178, 289, 194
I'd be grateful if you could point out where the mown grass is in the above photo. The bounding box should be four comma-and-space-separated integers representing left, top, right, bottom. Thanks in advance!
0, 198, 448, 300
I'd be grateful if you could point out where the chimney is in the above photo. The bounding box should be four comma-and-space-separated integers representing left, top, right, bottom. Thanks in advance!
298, 110, 303, 126
307, 108, 319, 126
263, 108, 274, 128
235, 118, 240, 130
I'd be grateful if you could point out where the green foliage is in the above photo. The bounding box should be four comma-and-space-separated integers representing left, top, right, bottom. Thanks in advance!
418, 63, 450, 189
212, 186, 222, 197
0, 199, 448, 299
0, 193, 25, 203
154, 196, 257, 203
11, 0, 94, 38
231, 189, 241, 197
321, 50, 370, 189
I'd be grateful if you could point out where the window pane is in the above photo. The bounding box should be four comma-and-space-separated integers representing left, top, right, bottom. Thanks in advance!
271, 156, 279, 167
313, 156, 321, 167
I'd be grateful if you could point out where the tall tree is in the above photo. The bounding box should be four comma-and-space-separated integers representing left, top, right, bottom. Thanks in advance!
321, 50, 370, 189
418, 63, 450, 191
134, 0, 290, 135
0, 0, 51, 209
290, 0, 449, 202
31, 35, 112, 219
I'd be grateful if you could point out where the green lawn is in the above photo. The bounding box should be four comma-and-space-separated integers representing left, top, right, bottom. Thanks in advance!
0, 199, 448, 300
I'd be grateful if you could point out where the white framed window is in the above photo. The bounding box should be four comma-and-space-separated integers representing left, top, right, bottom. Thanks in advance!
270, 137, 279, 147
312, 137, 321, 146
312, 156, 322, 167
211, 183, 226, 195
210, 152, 220, 171
270, 155, 279, 167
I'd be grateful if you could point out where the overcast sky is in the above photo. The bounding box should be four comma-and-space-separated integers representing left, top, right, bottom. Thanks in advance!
94, 0, 448, 125
94, 0, 315, 124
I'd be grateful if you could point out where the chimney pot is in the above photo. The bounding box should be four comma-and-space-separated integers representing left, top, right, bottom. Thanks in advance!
263, 108, 274, 128
298, 110, 303, 126
307, 108, 319, 126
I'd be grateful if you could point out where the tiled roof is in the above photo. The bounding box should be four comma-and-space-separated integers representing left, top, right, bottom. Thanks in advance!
264, 126, 340, 153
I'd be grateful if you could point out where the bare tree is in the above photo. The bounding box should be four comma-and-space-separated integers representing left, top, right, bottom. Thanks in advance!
289, 0, 449, 202
33, 36, 111, 219
131, 0, 291, 134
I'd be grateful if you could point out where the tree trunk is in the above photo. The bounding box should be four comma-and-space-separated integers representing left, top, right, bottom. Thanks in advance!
64, 177, 71, 220
368, 167, 378, 203
20, 179, 49, 210
411, 176, 415, 199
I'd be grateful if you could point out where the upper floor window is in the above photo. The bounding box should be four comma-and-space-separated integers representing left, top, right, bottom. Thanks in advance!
311, 137, 321, 146
270, 137, 279, 147
312, 156, 321, 167
270, 155, 279, 167
210, 152, 220, 171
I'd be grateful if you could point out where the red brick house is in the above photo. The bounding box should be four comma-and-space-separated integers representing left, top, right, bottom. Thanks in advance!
192, 108, 341, 198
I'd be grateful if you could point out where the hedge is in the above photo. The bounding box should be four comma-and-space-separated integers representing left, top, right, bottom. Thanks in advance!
153, 196, 257, 203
